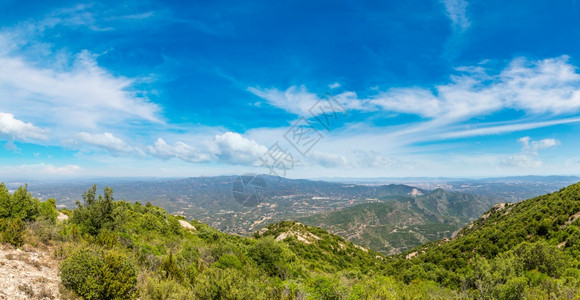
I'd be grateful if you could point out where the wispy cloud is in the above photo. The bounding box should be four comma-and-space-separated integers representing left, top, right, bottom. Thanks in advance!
436, 117, 580, 139
441, 0, 470, 32
501, 137, 560, 168
254, 56, 580, 144
0, 14, 163, 147
148, 138, 211, 163
77, 132, 137, 154
0, 163, 82, 176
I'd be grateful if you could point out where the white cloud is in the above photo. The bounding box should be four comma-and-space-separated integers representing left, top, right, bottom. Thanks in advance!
77, 132, 135, 154
501, 154, 543, 168
0, 112, 48, 140
147, 132, 268, 166
42, 164, 82, 175
517, 136, 560, 154
248, 85, 320, 116
328, 82, 340, 89
371, 88, 442, 118
0, 163, 82, 176
212, 132, 268, 165
441, 0, 470, 32
0, 13, 163, 146
148, 138, 211, 163
437, 117, 580, 139
252, 56, 580, 138
353, 150, 412, 169
309, 151, 348, 168
501, 137, 559, 168
248, 85, 359, 117
0, 51, 161, 129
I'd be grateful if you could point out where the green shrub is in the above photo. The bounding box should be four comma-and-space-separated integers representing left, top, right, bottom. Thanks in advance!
0, 184, 40, 221
60, 249, 138, 300
60, 250, 105, 300
214, 254, 243, 270
250, 237, 294, 278
101, 252, 138, 300
0, 218, 25, 247
38, 198, 58, 223
160, 252, 184, 282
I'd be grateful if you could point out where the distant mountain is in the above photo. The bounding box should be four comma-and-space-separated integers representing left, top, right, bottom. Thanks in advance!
299, 189, 499, 254
318, 175, 580, 202
20, 175, 428, 235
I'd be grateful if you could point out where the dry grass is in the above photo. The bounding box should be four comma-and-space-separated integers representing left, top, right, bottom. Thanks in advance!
36, 286, 55, 299
18, 283, 34, 297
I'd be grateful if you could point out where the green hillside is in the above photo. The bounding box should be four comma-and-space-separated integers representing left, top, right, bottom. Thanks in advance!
1, 182, 579, 299
386, 182, 580, 299
299, 189, 497, 254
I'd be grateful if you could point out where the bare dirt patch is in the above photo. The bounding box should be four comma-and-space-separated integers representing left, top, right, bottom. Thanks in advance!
0, 244, 61, 300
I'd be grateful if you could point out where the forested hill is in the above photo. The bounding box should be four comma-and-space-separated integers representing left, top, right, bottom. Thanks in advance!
389, 182, 580, 298
299, 188, 498, 255
0, 182, 579, 299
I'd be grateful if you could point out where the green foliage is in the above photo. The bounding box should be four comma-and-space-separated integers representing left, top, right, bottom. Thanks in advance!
191, 267, 264, 299
160, 252, 184, 282
0, 217, 25, 246
16, 181, 580, 299
60, 250, 105, 300
0, 183, 40, 221
71, 185, 115, 235
101, 252, 138, 300
214, 253, 243, 270
60, 249, 137, 300
249, 237, 294, 278
38, 198, 58, 223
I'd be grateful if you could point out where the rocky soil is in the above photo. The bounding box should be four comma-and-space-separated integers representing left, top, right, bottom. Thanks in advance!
0, 244, 61, 300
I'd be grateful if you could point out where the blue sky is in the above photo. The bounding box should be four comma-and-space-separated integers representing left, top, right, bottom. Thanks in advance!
1, 0, 580, 179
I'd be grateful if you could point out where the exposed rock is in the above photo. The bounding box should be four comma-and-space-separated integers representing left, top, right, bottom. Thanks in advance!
178, 220, 196, 230
56, 212, 68, 222
0, 244, 61, 300
275, 230, 321, 244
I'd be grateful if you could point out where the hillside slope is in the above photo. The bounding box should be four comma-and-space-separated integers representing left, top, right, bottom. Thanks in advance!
299, 189, 497, 254
386, 182, 580, 299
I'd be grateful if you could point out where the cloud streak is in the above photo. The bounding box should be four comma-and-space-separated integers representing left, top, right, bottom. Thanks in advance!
441, 0, 470, 32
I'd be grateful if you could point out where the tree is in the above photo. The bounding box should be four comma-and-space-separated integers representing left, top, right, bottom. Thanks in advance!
0, 184, 39, 221
72, 185, 116, 235
160, 252, 184, 282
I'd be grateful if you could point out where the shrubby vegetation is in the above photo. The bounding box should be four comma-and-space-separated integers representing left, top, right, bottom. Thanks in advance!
1, 182, 580, 299
0, 183, 57, 246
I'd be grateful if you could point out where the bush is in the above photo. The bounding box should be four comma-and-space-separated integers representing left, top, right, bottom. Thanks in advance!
38, 198, 58, 223
60, 250, 105, 300
249, 237, 294, 278
101, 252, 138, 300
0, 218, 25, 247
214, 254, 243, 270
60, 249, 138, 300
160, 252, 184, 282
